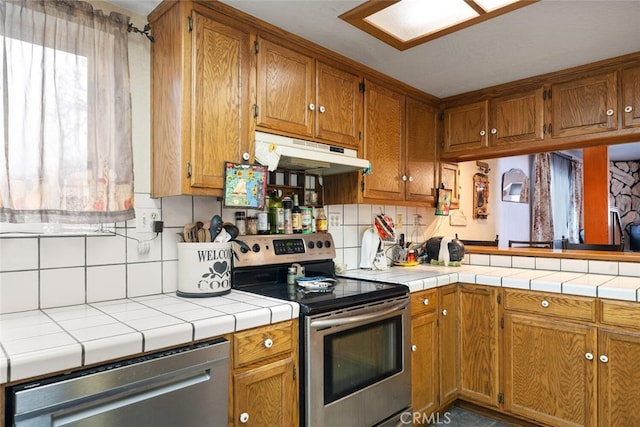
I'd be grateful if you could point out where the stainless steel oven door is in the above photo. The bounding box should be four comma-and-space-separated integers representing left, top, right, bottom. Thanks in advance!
305, 295, 411, 427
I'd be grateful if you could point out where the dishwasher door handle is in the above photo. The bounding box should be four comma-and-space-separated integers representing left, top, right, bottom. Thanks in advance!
52, 370, 211, 426
310, 300, 409, 329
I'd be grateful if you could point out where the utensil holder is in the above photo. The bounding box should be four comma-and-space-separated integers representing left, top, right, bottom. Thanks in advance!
177, 242, 232, 297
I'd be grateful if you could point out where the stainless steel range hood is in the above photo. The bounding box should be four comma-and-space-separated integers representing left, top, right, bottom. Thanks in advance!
254, 132, 370, 176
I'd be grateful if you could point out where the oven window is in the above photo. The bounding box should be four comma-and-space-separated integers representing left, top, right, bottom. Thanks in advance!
324, 315, 402, 404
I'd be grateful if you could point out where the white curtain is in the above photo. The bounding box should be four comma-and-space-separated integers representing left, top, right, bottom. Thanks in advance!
0, 0, 134, 223
568, 160, 584, 243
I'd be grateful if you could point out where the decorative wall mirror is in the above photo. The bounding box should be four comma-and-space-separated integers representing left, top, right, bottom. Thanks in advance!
502, 168, 529, 203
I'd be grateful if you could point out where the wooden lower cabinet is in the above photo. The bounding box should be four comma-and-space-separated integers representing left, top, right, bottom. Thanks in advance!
410, 289, 439, 421
438, 284, 459, 407
458, 284, 500, 407
503, 313, 597, 427
598, 328, 640, 426
231, 320, 298, 426
233, 357, 295, 426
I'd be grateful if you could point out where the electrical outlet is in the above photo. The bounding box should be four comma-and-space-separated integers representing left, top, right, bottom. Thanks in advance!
136, 208, 161, 233
329, 213, 341, 228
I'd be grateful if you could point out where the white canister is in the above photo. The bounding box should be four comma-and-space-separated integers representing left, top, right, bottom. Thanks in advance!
177, 242, 232, 297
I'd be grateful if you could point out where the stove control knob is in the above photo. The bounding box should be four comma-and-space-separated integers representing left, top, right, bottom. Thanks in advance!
308, 241, 315, 249
316, 241, 323, 248
252, 244, 260, 253
324, 240, 332, 248
240, 245, 250, 254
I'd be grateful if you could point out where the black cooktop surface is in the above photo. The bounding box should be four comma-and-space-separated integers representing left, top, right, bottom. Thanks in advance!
238, 278, 408, 315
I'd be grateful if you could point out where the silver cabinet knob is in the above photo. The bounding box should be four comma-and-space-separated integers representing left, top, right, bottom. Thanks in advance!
319, 105, 326, 113
490, 128, 497, 134
240, 412, 249, 423
402, 175, 407, 182
600, 355, 609, 363
442, 309, 448, 316
625, 105, 633, 113
606, 109, 614, 116
479, 130, 486, 136
408, 176, 414, 182
308, 103, 315, 111
242, 152, 250, 161
411, 345, 417, 352
541, 300, 550, 308
423, 298, 429, 306
585, 353, 594, 361
264, 338, 273, 348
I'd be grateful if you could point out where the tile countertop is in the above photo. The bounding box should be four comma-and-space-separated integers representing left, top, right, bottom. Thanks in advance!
2, 261, 640, 386
0, 291, 298, 385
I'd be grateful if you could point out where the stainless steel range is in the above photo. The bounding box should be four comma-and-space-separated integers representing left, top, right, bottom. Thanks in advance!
232, 233, 411, 427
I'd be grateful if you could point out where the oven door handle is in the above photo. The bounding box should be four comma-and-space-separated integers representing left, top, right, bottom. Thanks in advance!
310, 299, 408, 329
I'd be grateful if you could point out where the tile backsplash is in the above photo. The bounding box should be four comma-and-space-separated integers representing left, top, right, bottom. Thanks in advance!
0, 193, 430, 315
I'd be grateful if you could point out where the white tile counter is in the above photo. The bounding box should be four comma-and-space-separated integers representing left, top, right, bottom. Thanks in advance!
2, 256, 639, 386
0, 291, 298, 384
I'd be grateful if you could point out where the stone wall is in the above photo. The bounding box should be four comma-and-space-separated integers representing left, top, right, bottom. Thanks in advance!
610, 160, 640, 245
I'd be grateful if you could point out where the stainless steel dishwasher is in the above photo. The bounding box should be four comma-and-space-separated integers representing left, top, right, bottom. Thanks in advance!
5, 338, 229, 427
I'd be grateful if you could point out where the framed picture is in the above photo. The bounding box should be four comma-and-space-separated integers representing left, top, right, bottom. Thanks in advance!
435, 188, 452, 216
223, 162, 268, 209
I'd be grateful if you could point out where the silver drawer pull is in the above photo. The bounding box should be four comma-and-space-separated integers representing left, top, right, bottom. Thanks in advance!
442, 309, 448, 316
423, 298, 429, 305
240, 412, 249, 423
606, 108, 614, 116
585, 352, 594, 361
625, 105, 633, 113
600, 355, 609, 363
541, 300, 550, 308
411, 345, 417, 352
264, 338, 273, 348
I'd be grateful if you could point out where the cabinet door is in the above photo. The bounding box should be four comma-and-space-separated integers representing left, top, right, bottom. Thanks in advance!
598, 329, 640, 426
458, 284, 500, 407
443, 101, 488, 153
550, 72, 618, 138
622, 66, 640, 128
257, 38, 314, 136
233, 357, 295, 427
315, 62, 362, 148
411, 311, 439, 419
490, 88, 545, 146
191, 12, 252, 190
405, 97, 437, 203
503, 313, 597, 427
363, 80, 405, 201
438, 284, 459, 407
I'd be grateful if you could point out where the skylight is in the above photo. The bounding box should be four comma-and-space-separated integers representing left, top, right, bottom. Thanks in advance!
340, 0, 539, 51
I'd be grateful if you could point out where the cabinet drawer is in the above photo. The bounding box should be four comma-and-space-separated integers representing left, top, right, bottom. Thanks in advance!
411, 289, 438, 316
504, 289, 596, 322
600, 299, 640, 330
234, 321, 292, 368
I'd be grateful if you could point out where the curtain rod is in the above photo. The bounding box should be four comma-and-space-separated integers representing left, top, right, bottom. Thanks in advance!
128, 22, 154, 42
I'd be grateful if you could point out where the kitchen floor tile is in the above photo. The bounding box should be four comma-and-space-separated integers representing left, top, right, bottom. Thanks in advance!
429, 407, 515, 426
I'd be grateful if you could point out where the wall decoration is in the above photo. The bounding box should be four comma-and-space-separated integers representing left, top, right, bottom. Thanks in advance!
473, 173, 489, 219
502, 168, 530, 203
435, 188, 452, 216
223, 162, 268, 209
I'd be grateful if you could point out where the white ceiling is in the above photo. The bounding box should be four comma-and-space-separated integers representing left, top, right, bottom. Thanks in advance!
112, 0, 640, 160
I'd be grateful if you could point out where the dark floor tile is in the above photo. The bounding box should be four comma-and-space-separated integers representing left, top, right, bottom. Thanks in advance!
427, 406, 514, 427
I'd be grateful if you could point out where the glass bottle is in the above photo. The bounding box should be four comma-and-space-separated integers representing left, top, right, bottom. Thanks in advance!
269, 190, 284, 234
283, 197, 293, 234
292, 194, 302, 234
258, 196, 270, 234
316, 207, 327, 233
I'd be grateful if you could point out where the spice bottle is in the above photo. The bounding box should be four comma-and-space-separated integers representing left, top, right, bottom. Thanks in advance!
316, 207, 327, 233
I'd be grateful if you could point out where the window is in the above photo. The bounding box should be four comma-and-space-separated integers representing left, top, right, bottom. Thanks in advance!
0, 0, 134, 225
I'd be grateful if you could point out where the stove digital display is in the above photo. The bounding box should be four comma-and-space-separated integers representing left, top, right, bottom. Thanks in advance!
273, 238, 306, 255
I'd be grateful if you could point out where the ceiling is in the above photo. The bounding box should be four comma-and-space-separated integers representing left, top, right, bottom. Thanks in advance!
111, 0, 640, 160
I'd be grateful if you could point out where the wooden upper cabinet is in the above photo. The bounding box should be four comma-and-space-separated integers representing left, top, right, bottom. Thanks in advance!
315, 61, 363, 148
490, 87, 545, 146
550, 71, 618, 138
622, 65, 640, 129
405, 97, 437, 203
256, 38, 362, 148
443, 100, 488, 152
362, 80, 405, 201
150, 4, 253, 197
256, 37, 314, 137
